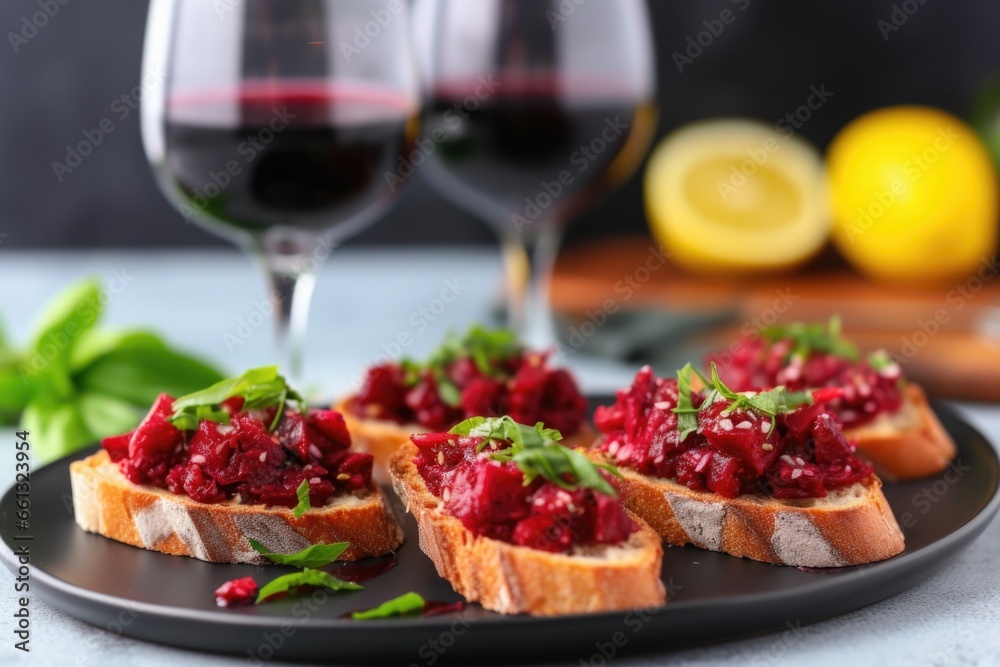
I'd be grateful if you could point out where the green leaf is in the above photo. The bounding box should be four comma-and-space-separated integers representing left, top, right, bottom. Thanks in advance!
450, 416, 617, 496
673, 363, 702, 442
351, 592, 426, 620
761, 316, 859, 363
77, 393, 141, 440
22, 394, 94, 464
169, 366, 299, 430
293, 479, 311, 518
256, 568, 362, 603
70, 329, 168, 371
247, 538, 349, 568
28, 278, 103, 377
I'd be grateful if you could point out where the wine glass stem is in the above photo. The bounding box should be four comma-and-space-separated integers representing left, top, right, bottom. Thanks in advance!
256, 251, 318, 384
502, 224, 563, 350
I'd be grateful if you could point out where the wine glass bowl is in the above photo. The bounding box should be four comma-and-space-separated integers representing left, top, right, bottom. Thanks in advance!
415, 0, 658, 346
142, 0, 420, 377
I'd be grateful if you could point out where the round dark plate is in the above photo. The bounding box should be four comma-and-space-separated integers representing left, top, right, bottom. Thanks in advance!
2, 400, 998, 664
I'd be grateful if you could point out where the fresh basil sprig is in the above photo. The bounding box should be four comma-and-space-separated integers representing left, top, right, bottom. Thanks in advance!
169, 366, 301, 432
247, 538, 349, 568
351, 592, 426, 620
450, 416, 619, 497
761, 316, 859, 363
256, 568, 362, 604
0, 277, 224, 462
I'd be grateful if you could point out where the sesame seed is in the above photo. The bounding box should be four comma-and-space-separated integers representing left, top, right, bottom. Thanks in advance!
790, 468, 803, 480
654, 401, 673, 410
190, 454, 206, 465
761, 421, 771, 434
259, 452, 266, 462
762, 443, 774, 451
442, 488, 451, 502
310, 476, 322, 484
608, 441, 620, 456
845, 465, 852, 473
795, 457, 805, 467
438, 451, 445, 464
736, 421, 752, 430
719, 418, 734, 431
336, 473, 350, 481
308, 444, 322, 459
781, 455, 796, 466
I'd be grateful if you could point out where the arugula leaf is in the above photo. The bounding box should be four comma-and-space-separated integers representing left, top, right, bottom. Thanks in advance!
247, 538, 349, 568
351, 592, 426, 620
761, 316, 859, 363
256, 568, 362, 603
169, 366, 301, 431
293, 479, 311, 518
451, 416, 618, 496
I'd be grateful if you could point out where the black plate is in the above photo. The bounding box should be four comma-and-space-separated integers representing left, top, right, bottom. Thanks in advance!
2, 401, 999, 664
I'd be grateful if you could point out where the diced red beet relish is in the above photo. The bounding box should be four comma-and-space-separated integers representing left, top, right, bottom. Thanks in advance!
215, 577, 258, 607
352, 351, 587, 436
411, 433, 637, 553
706, 335, 903, 428
596, 367, 873, 500
101, 395, 373, 507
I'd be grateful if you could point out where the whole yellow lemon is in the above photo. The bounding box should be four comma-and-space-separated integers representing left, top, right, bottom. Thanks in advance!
827, 106, 997, 284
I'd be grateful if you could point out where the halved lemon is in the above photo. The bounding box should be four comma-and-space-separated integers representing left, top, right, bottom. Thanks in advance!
644, 118, 830, 274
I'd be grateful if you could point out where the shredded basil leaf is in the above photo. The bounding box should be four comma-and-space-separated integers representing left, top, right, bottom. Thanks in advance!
761, 316, 859, 363
256, 568, 361, 603
350, 592, 426, 620
292, 479, 311, 518
247, 538, 350, 569
169, 366, 301, 432
450, 416, 618, 496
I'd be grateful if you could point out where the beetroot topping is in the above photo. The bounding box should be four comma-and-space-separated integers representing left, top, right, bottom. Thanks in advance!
595, 364, 873, 500
706, 318, 903, 429
353, 326, 587, 435
411, 417, 637, 553
101, 367, 374, 507
215, 577, 258, 607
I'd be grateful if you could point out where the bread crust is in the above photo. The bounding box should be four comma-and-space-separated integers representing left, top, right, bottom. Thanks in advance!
389, 442, 666, 616
70, 450, 403, 564
338, 396, 598, 481
588, 451, 905, 568
845, 383, 956, 480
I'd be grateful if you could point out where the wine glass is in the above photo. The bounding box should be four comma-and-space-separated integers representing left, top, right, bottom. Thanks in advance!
141, 0, 420, 380
413, 0, 657, 348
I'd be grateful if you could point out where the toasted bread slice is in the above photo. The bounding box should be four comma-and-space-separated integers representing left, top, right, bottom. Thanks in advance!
589, 452, 905, 568
389, 441, 665, 616
844, 383, 956, 480
338, 397, 597, 483
71, 450, 403, 564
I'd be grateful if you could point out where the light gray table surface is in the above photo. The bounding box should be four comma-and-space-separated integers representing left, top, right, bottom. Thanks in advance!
1, 249, 998, 667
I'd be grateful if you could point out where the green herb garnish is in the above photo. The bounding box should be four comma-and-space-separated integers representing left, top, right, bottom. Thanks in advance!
0, 277, 224, 462
256, 568, 362, 604
450, 416, 619, 496
169, 366, 302, 432
398, 326, 523, 407
761, 316, 859, 363
350, 592, 426, 620
292, 479, 312, 518
674, 363, 813, 439
247, 538, 349, 568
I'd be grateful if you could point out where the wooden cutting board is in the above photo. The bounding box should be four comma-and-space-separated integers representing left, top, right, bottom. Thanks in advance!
551, 234, 1000, 402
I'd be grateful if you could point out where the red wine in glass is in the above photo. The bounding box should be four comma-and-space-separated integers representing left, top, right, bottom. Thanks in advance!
424, 75, 656, 233
161, 84, 417, 239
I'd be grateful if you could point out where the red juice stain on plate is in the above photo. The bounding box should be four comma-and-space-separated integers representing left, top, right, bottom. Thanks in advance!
327, 556, 398, 583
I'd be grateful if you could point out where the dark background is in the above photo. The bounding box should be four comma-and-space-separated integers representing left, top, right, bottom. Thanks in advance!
1, 0, 996, 249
